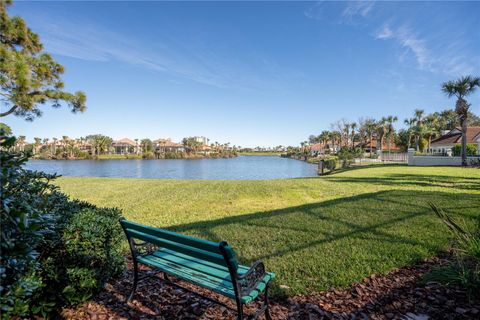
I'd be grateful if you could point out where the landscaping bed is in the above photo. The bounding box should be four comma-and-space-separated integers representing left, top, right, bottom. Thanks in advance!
62, 252, 479, 319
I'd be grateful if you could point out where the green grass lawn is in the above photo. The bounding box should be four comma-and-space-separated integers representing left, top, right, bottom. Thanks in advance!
56, 165, 480, 296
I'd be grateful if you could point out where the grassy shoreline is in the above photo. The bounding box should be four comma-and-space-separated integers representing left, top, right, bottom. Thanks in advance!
238, 152, 282, 156
56, 166, 480, 296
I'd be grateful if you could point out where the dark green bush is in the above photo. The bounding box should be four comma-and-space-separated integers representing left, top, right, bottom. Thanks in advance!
0, 136, 124, 318
452, 144, 478, 156
142, 151, 155, 159
324, 156, 337, 172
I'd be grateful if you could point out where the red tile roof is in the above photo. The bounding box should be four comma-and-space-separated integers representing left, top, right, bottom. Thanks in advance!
310, 143, 325, 151
113, 138, 136, 146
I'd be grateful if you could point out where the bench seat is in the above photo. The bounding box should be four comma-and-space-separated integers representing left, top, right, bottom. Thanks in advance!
137, 247, 275, 304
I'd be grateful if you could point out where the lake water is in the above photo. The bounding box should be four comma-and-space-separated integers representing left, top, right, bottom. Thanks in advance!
24, 156, 318, 180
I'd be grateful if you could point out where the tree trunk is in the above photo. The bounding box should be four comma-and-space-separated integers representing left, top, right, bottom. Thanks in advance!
461, 118, 468, 166
369, 133, 373, 158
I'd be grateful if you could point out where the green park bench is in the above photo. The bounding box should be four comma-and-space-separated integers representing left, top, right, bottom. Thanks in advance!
120, 218, 275, 320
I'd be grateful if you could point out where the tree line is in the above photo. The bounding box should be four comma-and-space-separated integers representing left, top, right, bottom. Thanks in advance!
306, 76, 480, 166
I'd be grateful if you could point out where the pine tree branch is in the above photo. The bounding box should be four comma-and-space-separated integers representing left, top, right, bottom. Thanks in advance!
0, 105, 18, 117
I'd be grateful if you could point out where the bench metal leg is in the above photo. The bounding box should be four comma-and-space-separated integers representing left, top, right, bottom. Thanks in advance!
236, 302, 243, 320
264, 284, 272, 320
127, 259, 139, 303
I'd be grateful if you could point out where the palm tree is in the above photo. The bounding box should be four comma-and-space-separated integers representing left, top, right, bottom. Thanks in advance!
87, 134, 113, 156
329, 131, 341, 153
364, 119, 376, 157
42, 138, 50, 157
33, 137, 42, 155
350, 122, 357, 149
376, 118, 387, 153
384, 115, 398, 153
52, 137, 58, 155
413, 109, 425, 151
61, 136, 69, 157
318, 130, 330, 152
404, 117, 416, 149
343, 123, 350, 148
442, 75, 480, 166
16, 135, 26, 152
424, 114, 440, 152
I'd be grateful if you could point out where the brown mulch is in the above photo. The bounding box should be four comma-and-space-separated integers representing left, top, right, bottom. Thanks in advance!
62, 253, 479, 320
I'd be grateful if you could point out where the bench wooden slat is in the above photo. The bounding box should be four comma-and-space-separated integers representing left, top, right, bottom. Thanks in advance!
137, 255, 237, 298
154, 247, 250, 274
121, 220, 220, 253
125, 228, 227, 266
137, 252, 274, 303
152, 249, 234, 282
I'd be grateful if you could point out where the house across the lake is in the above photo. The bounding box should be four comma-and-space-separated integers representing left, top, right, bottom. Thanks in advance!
112, 138, 138, 154
153, 139, 186, 153
430, 127, 480, 154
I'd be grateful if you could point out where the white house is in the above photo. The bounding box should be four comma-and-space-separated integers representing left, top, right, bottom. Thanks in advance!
430, 127, 480, 155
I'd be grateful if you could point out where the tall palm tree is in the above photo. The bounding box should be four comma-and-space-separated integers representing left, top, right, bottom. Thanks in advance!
42, 138, 50, 157
404, 117, 416, 149
424, 114, 440, 152
52, 137, 58, 155
359, 118, 376, 157
384, 115, 398, 153
350, 122, 357, 149
319, 130, 330, 151
16, 135, 26, 152
343, 123, 350, 148
61, 136, 69, 157
413, 109, 425, 151
332, 131, 341, 152
376, 118, 387, 153
442, 75, 480, 166
33, 137, 42, 155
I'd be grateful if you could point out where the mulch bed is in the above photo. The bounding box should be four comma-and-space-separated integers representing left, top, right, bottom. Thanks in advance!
62, 252, 479, 319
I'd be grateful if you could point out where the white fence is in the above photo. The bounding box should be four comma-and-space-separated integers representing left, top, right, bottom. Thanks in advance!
380, 152, 408, 163
407, 149, 480, 166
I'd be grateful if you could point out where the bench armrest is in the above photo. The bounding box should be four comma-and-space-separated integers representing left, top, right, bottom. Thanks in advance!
237, 260, 267, 296
131, 239, 158, 257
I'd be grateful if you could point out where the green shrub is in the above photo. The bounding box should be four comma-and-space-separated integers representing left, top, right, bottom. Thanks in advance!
452, 144, 478, 156
0, 136, 124, 318
337, 148, 356, 168
165, 151, 184, 159
419, 138, 428, 152
324, 156, 338, 172
142, 151, 155, 159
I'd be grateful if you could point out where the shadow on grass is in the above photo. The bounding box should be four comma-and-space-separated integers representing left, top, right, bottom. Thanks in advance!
326, 163, 407, 175
324, 172, 480, 191
166, 189, 479, 295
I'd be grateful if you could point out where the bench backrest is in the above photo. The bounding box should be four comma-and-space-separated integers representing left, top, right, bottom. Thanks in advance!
120, 219, 238, 269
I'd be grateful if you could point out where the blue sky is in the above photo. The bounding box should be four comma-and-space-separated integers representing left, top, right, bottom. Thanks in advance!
4, 1, 480, 147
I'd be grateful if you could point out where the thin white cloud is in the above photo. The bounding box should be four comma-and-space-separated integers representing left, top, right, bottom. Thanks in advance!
342, 1, 375, 19
374, 25, 393, 40
375, 24, 474, 76
34, 17, 298, 90
396, 26, 431, 70
305, 1, 477, 77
